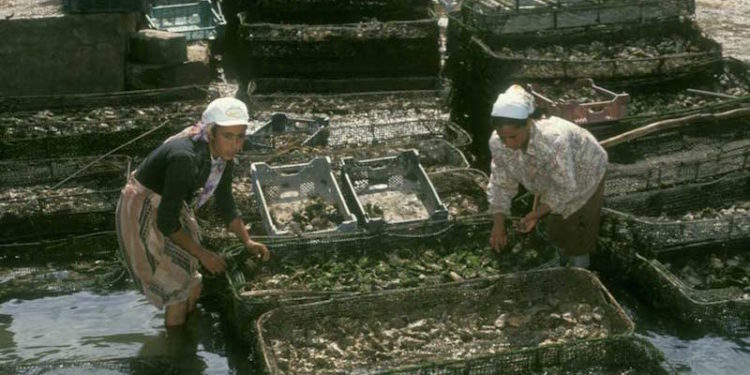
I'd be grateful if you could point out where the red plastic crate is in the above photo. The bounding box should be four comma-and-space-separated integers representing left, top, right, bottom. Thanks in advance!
529, 79, 629, 125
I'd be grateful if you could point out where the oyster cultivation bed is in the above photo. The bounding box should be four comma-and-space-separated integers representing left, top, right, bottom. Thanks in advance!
240, 232, 555, 295
257, 268, 633, 375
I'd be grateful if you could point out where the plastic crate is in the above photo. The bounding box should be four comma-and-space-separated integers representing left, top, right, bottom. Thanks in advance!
63, 0, 148, 13
250, 157, 358, 236
256, 268, 640, 375
146, 0, 226, 41
341, 150, 449, 231
529, 79, 629, 125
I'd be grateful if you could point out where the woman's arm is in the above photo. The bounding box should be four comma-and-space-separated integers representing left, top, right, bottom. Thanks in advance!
228, 216, 270, 261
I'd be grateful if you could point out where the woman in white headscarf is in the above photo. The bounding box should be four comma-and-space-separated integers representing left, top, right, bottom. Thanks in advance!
116, 98, 270, 327
487, 85, 608, 268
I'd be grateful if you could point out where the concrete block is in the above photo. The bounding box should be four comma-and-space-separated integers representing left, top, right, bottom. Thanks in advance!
130, 29, 187, 64
0, 13, 137, 96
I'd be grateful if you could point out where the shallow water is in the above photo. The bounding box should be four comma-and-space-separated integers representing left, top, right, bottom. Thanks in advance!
0, 265, 749, 374
0, 290, 255, 374
604, 278, 750, 375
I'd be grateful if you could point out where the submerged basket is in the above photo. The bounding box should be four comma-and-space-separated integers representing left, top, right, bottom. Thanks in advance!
221, 220, 559, 343
603, 173, 750, 252
257, 268, 637, 375
631, 238, 750, 335
529, 79, 629, 125
341, 150, 449, 231
251, 157, 357, 236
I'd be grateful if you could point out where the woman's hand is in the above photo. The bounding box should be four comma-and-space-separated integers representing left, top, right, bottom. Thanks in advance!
515, 211, 539, 234
198, 249, 227, 275
490, 220, 508, 253
246, 240, 270, 262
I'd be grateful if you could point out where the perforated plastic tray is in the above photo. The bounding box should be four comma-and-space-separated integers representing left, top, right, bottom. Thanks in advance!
251, 157, 357, 236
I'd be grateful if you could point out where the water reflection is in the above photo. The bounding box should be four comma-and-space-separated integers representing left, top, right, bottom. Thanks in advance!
0, 291, 241, 374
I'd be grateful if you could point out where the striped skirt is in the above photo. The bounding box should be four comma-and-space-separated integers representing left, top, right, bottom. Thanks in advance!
115, 174, 202, 309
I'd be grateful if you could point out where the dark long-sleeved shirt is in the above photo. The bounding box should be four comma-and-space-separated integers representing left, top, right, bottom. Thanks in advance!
135, 136, 241, 235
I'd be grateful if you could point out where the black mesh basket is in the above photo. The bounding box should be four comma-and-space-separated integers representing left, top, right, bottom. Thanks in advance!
0, 101, 207, 159
229, 0, 432, 24
630, 238, 750, 335
219, 217, 559, 342
236, 18, 440, 80
604, 117, 750, 197
458, 0, 695, 36
603, 172, 750, 253
0, 158, 130, 243
255, 268, 647, 375
467, 19, 721, 82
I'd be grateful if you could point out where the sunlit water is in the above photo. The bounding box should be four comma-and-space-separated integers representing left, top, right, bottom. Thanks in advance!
0, 290, 253, 374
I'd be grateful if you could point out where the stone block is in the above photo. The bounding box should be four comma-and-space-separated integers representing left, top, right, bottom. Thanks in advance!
130, 29, 187, 64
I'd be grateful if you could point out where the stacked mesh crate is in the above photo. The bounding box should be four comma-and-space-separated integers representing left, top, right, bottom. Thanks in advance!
221, 0, 441, 93
444, 0, 737, 163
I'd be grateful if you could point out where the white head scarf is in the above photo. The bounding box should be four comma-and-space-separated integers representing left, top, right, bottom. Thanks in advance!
491, 84, 536, 120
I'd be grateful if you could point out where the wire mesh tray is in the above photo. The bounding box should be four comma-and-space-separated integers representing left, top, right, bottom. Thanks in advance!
631, 238, 750, 335
63, 0, 148, 13
251, 157, 358, 236
603, 173, 750, 252
458, 0, 695, 35
529, 79, 629, 125
244, 112, 330, 152
256, 268, 634, 375
468, 19, 721, 81
340, 150, 449, 231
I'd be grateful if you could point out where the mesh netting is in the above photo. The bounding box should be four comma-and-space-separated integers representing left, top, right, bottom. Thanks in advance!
458, 0, 694, 36
604, 118, 750, 196
0, 159, 129, 243
0, 231, 118, 263
236, 18, 440, 79
256, 268, 640, 375
228, 0, 432, 24
629, 239, 750, 335
466, 19, 721, 82
602, 173, 750, 253
0, 155, 131, 187
217, 218, 561, 342
0, 85, 207, 113
429, 168, 490, 220
0, 101, 207, 159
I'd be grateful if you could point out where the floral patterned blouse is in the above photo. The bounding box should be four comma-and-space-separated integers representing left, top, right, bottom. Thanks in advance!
487, 116, 608, 219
